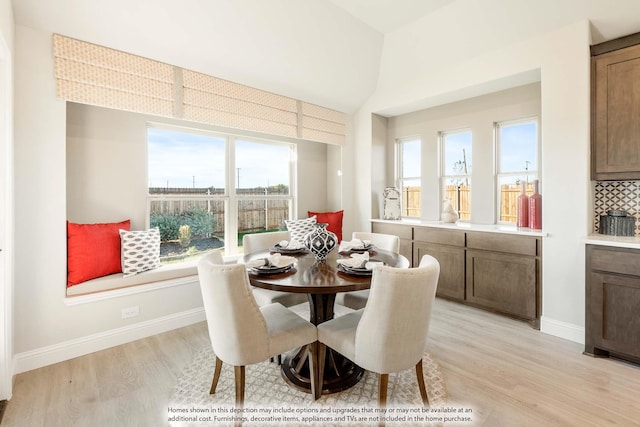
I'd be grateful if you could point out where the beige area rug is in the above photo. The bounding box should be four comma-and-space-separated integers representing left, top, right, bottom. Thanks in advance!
169, 346, 448, 426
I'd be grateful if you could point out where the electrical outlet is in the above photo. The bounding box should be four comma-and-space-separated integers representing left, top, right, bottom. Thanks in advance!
121, 305, 139, 319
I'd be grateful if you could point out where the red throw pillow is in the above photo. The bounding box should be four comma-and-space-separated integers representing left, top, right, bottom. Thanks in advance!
67, 220, 131, 287
308, 210, 344, 242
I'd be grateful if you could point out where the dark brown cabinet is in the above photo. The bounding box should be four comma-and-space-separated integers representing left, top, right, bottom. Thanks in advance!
413, 228, 466, 301
466, 250, 538, 320
373, 221, 542, 327
466, 232, 540, 325
585, 245, 640, 363
592, 35, 640, 180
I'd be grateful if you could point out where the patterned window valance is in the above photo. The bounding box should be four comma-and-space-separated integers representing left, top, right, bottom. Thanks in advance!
52, 34, 345, 145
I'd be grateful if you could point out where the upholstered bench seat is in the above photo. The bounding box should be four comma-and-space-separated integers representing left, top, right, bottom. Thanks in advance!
66, 262, 198, 296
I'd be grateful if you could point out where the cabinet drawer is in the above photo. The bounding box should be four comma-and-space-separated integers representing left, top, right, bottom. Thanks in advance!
371, 222, 412, 240
466, 231, 538, 256
414, 227, 465, 247
589, 245, 640, 276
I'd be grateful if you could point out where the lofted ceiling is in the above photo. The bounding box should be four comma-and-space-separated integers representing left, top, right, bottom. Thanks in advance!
10, 0, 640, 115
325, 0, 455, 34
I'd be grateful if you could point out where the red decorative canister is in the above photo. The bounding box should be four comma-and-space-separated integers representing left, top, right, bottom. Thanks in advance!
517, 181, 529, 228
529, 179, 542, 230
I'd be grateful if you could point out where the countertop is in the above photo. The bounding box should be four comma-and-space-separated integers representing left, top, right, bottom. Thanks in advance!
371, 218, 546, 237
584, 233, 640, 249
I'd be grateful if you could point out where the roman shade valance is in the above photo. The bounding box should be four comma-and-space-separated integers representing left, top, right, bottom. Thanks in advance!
52, 34, 345, 145
52, 34, 175, 118
182, 70, 298, 139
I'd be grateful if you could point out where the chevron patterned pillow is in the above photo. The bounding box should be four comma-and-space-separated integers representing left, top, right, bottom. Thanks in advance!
284, 216, 317, 244
119, 228, 161, 277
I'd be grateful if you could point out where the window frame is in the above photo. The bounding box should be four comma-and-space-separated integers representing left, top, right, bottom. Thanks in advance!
439, 129, 472, 221
494, 117, 540, 225
395, 137, 421, 218
146, 124, 297, 260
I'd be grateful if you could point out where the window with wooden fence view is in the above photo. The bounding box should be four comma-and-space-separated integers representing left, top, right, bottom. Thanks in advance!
496, 119, 538, 223
148, 127, 294, 262
398, 138, 421, 217
441, 130, 472, 220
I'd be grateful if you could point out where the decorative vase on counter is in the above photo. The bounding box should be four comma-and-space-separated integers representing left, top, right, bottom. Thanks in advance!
517, 181, 529, 228
304, 223, 338, 261
529, 179, 542, 230
383, 187, 401, 220
441, 199, 459, 223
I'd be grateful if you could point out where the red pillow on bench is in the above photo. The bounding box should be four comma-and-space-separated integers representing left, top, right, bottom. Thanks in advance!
308, 210, 344, 242
67, 220, 130, 287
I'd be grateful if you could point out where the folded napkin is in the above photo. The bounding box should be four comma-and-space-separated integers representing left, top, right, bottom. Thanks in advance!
276, 239, 304, 250
338, 238, 372, 253
245, 253, 296, 269
337, 252, 370, 269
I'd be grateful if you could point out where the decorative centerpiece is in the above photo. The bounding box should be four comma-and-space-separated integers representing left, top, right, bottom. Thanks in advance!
383, 187, 401, 220
441, 199, 459, 223
304, 223, 338, 261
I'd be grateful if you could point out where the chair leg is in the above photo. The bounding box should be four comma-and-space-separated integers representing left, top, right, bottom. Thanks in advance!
234, 365, 245, 427
234, 365, 245, 408
415, 360, 429, 406
315, 343, 326, 401
210, 356, 223, 395
378, 373, 388, 427
308, 341, 319, 400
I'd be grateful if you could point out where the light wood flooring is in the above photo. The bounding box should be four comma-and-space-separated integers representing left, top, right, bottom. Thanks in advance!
2, 298, 640, 426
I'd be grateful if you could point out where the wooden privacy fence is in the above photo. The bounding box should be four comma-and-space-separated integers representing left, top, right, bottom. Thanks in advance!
149, 186, 290, 239
403, 184, 532, 223
499, 183, 534, 223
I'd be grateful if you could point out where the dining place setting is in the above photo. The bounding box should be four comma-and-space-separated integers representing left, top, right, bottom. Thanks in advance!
245, 236, 386, 278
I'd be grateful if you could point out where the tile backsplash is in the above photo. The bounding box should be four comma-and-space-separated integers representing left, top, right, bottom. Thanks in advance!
594, 180, 640, 235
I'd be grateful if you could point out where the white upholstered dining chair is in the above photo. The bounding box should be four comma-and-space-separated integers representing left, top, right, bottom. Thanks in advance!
242, 231, 307, 307
316, 254, 440, 411
197, 252, 319, 411
335, 231, 401, 310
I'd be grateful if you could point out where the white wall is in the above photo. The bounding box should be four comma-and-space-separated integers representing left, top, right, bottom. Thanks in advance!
350, 19, 591, 343
0, 0, 13, 400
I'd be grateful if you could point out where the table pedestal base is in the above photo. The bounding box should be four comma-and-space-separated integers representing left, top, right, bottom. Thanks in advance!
281, 346, 363, 395
281, 289, 364, 394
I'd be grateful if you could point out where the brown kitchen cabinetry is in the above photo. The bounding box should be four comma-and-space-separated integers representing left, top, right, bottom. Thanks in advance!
465, 232, 540, 325
413, 228, 466, 301
585, 245, 640, 363
591, 34, 640, 180
371, 221, 542, 327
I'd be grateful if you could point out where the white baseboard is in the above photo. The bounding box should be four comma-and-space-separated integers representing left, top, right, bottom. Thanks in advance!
540, 315, 585, 344
13, 307, 205, 374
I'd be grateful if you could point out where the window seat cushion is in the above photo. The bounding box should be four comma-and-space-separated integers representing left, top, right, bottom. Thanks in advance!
66, 262, 198, 296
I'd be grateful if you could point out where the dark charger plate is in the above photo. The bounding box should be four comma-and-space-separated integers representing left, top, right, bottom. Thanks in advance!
270, 244, 307, 254
249, 264, 295, 275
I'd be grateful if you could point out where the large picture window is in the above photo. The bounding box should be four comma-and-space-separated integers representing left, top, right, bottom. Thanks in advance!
147, 126, 295, 262
396, 138, 421, 217
234, 139, 294, 251
441, 130, 472, 220
496, 119, 539, 223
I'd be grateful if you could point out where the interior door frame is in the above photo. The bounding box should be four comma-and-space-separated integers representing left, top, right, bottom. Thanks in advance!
0, 31, 14, 400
